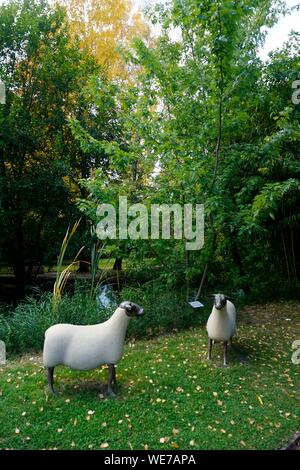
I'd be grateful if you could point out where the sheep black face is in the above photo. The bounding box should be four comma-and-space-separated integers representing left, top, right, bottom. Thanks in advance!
214, 293, 227, 310
119, 301, 145, 317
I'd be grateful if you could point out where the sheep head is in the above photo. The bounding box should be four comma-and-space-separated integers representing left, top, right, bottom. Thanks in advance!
214, 293, 227, 310
119, 301, 144, 317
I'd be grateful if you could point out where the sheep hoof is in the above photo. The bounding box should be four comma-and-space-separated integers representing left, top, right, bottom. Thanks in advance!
107, 388, 117, 398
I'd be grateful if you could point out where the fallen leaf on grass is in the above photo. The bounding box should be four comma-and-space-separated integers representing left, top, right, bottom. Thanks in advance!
257, 395, 264, 406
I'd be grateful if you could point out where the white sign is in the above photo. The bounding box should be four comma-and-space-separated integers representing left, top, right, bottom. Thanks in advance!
188, 301, 204, 309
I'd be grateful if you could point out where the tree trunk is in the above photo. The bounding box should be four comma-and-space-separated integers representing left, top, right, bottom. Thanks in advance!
12, 219, 26, 298
78, 258, 90, 273
195, 262, 209, 301
113, 258, 122, 271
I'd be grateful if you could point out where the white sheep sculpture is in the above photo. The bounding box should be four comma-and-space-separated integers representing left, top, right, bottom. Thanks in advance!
206, 294, 236, 366
43, 301, 144, 396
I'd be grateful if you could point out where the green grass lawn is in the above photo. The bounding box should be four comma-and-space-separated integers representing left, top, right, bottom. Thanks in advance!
0, 302, 299, 450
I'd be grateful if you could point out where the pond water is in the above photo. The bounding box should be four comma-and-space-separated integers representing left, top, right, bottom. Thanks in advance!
96, 284, 118, 309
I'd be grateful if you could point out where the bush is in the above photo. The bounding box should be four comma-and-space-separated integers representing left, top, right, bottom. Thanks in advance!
0, 282, 211, 355
0, 294, 53, 353
122, 283, 210, 339
0, 291, 110, 354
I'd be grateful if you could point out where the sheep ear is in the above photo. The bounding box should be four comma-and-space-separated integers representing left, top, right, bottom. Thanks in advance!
123, 302, 132, 311
225, 295, 235, 301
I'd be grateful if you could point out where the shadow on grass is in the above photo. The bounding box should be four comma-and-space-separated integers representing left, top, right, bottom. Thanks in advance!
57, 378, 124, 398
207, 341, 253, 367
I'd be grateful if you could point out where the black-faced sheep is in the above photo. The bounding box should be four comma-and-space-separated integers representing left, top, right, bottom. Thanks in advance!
206, 294, 236, 366
43, 301, 144, 396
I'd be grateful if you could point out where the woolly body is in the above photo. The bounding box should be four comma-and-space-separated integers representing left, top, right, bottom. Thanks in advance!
206, 300, 236, 342
43, 307, 130, 370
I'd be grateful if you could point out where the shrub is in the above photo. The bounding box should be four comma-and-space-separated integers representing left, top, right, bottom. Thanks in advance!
0, 282, 211, 355
0, 294, 53, 353
0, 291, 110, 354
122, 283, 210, 339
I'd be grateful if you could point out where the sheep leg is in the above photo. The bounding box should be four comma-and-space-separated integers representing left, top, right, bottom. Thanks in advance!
46, 367, 56, 395
207, 338, 213, 360
111, 364, 117, 385
107, 364, 116, 398
223, 342, 228, 367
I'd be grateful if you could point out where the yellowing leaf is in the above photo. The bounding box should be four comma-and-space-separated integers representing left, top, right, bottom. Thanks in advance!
257, 395, 264, 406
